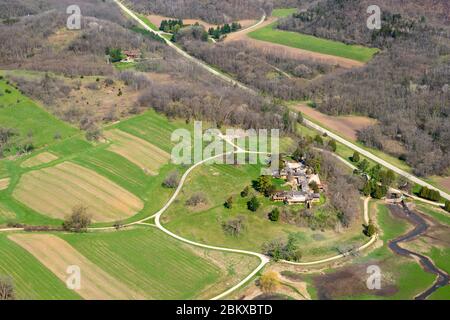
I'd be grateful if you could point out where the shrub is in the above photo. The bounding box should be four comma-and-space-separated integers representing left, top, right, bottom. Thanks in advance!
62, 205, 92, 232
240, 186, 249, 197
162, 171, 180, 188
247, 196, 260, 212
186, 192, 207, 207
222, 216, 246, 236
268, 208, 280, 222
418, 186, 440, 202
224, 196, 233, 209
351, 151, 360, 163
445, 200, 450, 213
364, 220, 377, 237
259, 271, 280, 294
328, 139, 337, 152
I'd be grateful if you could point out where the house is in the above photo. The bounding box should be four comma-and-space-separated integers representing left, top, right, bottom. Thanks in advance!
271, 159, 324, 205
121, 49, 141, 63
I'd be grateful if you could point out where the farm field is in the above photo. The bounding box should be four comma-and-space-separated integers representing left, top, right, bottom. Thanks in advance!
104, 129, 170, 175
60, 227, 260, 299
20, 152, 58, 168
247, 10, 379, 63
12, 162, 144, 222
0, 234, 80, 300
163, 162, 367, 259
0, 78, 78, 155
9, 233, 144, 300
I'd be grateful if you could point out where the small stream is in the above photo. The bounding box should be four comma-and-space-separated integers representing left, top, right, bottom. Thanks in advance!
388, 203, 449, 300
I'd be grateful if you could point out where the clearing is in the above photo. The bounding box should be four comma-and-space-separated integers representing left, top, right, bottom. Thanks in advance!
20, 152, 59, 168
13, 161, 144, 222
9, 233, 144, 300
104, 129, 170, 175
146, 14, 256, 31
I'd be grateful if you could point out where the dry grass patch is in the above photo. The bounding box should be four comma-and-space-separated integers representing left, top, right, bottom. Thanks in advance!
9, 234, 145, 300
13, 162, 143, 222
21, 152, 59, 168
0, 177, 10, 190
294, 104, 377, 141
104, 129, 170, 175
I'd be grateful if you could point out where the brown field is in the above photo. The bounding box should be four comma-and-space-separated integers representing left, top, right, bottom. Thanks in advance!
104, 129, 170, 175
224, 17, 363, 69
147, 14, 256, 31
294, 104, 377, 141
9, 234, 145, 300
0, 178, 10, 190
12, 162, 144, 222
21, 152, 59, 168
431, 176, 450, 194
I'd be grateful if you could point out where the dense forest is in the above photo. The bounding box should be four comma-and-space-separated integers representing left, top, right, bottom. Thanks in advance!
126, 0, 272, 24
279, 0, 450, 176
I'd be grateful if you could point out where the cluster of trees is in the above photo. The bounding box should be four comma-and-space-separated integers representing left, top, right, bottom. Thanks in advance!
259, 271, 281, 294
62, 205, 92, 233
417, 186, 441, 202
262, 234, 302, 262
207, 22, 242, 39
171, 25, 209, 43
127, 0, 272, 24
355, 158, 395, 199
0, 276, 15, 300
159, 19, 183, 33
278, 0, 450, 177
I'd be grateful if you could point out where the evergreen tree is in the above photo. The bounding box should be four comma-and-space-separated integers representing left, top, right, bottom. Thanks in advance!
247, 196, 260, 212
328, 139, 337, 152
351, 151, 360, 163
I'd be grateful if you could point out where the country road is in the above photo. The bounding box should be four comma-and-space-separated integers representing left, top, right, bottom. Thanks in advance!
113, 0, 450, 203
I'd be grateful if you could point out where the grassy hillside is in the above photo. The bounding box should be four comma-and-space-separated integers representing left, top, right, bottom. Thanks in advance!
0, 78, 78, 155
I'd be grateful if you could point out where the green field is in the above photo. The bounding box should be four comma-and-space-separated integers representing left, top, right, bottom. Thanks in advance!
248, 20, 378, 63
0, 79, 78, 155
0, 234, 80, 300
60, 227, 258, 299
271, 8, 298, 18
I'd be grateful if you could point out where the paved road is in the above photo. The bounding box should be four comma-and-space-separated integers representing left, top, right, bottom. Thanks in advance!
304, 119, 450, 201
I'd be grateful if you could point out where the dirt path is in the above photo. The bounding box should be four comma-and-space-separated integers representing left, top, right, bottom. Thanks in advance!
388, 204, 449, 299
9, 234, 145, 300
